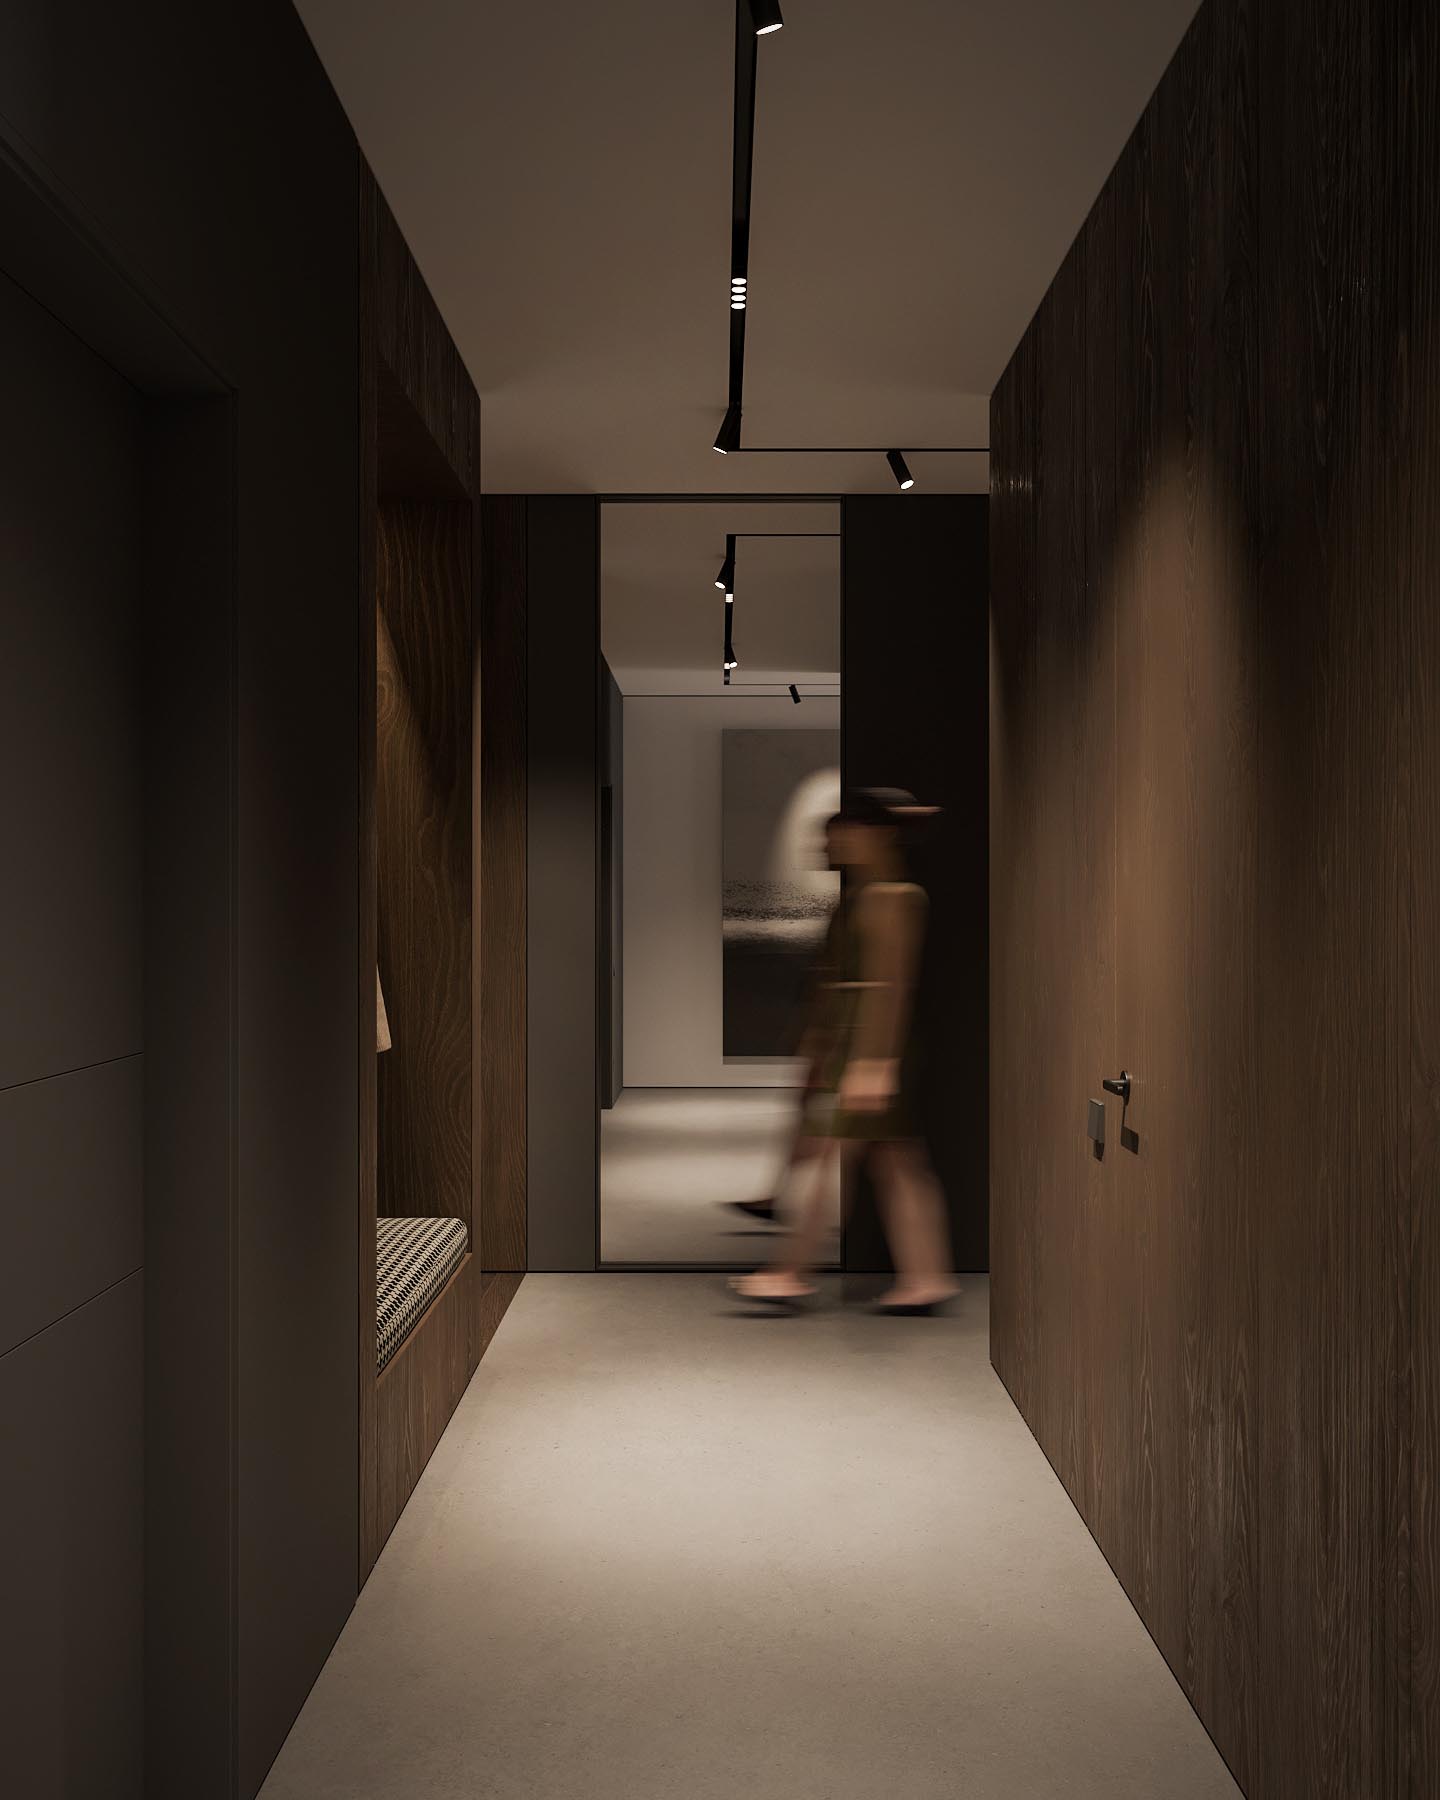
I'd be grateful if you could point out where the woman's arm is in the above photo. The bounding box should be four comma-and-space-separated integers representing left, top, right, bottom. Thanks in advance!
841, 882, 927, 1109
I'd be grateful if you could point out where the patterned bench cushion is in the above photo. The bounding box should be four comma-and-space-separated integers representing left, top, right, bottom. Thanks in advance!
377, 1215, 468, 1372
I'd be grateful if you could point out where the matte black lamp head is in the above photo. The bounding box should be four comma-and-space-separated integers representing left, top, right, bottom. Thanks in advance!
752, 0, 785, 33
887, 449, 915, 491
789, 684, 801, 705
714, 403, 743, 455
715, 532, 737, 594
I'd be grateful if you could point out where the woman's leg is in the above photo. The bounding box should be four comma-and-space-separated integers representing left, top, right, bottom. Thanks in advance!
871, 1139, 958, 1306
728, 1125, 826, 1223
731, 1138, 851, 1299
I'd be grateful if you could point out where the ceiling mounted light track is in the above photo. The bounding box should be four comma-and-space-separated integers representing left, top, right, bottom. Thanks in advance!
713, 1, 784, 454
708, 7, 989, 484
710, 529, 838, 601
715, 530, 841, 691
712, 445, 990, 488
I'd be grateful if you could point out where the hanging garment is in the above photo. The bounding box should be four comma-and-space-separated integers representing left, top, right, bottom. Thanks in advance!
377, 966, 392, 1053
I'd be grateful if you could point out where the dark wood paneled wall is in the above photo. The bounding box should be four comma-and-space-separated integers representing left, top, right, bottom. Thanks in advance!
376, 501, 474, 1228
360, 162, 524, 1580
1412, 9, 1440, 1788
479, 496, 529, 1275
1252, 5, 1409, 1794
842, 496, 990, 1274
991, 2, 1438, 1795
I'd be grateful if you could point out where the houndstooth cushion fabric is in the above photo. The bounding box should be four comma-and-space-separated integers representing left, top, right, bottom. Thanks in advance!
377, 1216, 468, 1372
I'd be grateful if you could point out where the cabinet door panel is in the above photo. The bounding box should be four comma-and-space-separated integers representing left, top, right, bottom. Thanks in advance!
0, 1276, 144, 1798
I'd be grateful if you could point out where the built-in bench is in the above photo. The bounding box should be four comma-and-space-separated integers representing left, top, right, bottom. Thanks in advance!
376, 1216, 468, 1374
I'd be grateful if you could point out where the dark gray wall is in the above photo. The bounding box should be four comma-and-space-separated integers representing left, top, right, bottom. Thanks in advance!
842, 495, 990, 1275
522, 500, 601, 1274
0, 271, 145, 1799
0, 4, 360, 1793
143, 393, 240, 1798
600, 661, 624, 1109
526, 497, 601, 1270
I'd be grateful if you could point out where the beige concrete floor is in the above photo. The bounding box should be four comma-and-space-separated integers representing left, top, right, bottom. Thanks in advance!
600, 1087, 841, 1264
260, 1276, 1241, 1800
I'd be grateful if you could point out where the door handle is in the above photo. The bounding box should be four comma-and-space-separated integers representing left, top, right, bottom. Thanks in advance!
1102, 1071, 1132, 1106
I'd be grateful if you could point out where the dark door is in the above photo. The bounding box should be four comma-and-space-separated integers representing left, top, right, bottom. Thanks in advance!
0, 270, 145, 1797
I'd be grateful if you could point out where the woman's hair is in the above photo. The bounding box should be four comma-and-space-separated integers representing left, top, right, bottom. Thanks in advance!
834, 788, 940, 870
835, 788, 910, 829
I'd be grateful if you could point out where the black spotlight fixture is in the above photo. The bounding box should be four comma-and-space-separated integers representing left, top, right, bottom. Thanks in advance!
789, 684, 801, 705
887, 449, 916, 491
752, 0, 784, 33
715, 532, 737, 595
714, 403, 743, 455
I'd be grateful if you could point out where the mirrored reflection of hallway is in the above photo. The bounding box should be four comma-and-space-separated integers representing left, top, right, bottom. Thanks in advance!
601, 1089, 841, 1265
261, 1277, 1240, 1800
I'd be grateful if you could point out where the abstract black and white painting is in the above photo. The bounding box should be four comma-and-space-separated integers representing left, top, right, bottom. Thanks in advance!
722, 729, 841, 1057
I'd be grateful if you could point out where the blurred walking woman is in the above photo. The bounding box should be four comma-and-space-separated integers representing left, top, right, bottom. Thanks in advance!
731, 789, 957, 1314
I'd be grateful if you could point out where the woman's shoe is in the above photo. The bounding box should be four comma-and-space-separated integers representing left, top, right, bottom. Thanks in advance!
871, 1287, 959, 1317
729, 1271, 817, 1305
725, 1197, 778, 1222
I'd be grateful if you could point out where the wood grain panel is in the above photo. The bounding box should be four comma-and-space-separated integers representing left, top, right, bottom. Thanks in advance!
1063, 227, 1116, 1530
1112, 5, 1261, 1776
1077, 157, 1140, 1602
479, 496, 528, 1275
358, 153, 381, 1583
1411, 4, 1440, 1789
376, 501, 474, 1228
987, 308, 1040, 1425
359, 154, 501, 1582
372, 1255, 476, 1556
990, 0, 1425, 1793
366, 175, 478, 497
478, 1271, 524, 1362
1255, 3, 1410, 1796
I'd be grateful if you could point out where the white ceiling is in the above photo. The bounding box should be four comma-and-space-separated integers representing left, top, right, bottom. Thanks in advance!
294, 0, 1203, 497
603, 503, 839, 694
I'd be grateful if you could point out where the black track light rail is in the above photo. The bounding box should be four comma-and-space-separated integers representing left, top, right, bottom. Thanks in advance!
726, 3, 761, 417
712, 4, 989, 484
718, 523, 839, 685
726, 446, 989, 454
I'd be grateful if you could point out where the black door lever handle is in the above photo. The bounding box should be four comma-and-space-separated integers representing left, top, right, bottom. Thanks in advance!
1102, 1071, 1132, 1105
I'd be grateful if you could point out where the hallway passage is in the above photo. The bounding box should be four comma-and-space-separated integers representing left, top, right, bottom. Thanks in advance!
261, 1277, 1240, 1800
601, 1088, 841, 1264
